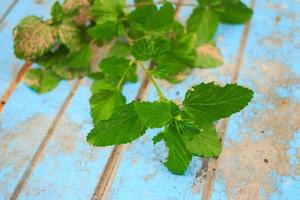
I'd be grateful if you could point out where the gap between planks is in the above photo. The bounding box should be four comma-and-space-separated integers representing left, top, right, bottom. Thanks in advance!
201, 0, 257, 199
0, 0, 19, 25
9, 79, 82, 200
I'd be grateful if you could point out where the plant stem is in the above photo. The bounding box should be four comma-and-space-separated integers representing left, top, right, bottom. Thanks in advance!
116, 64, 131, 91
138, 62, 166, 101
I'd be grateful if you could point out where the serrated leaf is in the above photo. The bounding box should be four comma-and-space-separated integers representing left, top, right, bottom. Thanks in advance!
90, 90, 126, 124
153, 34, 196, 82
214, 1, 253, 24
25, 68, 60, 93
99, 57, 137, 83
57, 21, 82, 51
38, 46, 90, 80
87, 21, 124, 42
13, 16, 55, 60
187, 7, 219, 45
51, 1, 64, 23
128, 2, 173, 34
87, 103, 147, 146
194, 43, 223, 68
153, 126, 192, 175
65, 45, 92, 69
128, 5, 157, 32
183, 82, 254, 122
183, 121, 221, 157
134, 101, 172, 128
108, 41, 131, 58
145, 2, 174, 32
131, 37, 169, 61
90, 0, 125, 23
91, 79, 115, 94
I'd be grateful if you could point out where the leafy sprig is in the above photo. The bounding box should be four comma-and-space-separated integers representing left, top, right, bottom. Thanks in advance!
13, 0, 253, 174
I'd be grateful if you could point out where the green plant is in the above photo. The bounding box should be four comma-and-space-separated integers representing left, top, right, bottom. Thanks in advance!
13, 0, 253, 175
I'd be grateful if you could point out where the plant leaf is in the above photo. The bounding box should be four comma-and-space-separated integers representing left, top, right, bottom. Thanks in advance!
64, 45, 92, 69
153, 126, 192, 175
91, 79, 115, 94
187, 7, 219, 45
131, 37, 170, 61
215, 1, 253, 24
183, 82, 254, 122
194, 43, 223, 68
13, 16, 55, 60
145, 2, 174, 32
62, 0, 91, 25
57, 21, 82, 51
134, 101, 172, 128
90, 0, 125, 23
183, 121, 221, 157
90, 90, 126, 124
25, 68, 60, 93
38, 46, 90, 79
128, 2, 173, 34
87, 21, 124, 41
99, 57, 137, 83
153, 34, 196, 82
128, 5, 157, 32
51, 1, 64, 23
87, 103, 147, 146
108, 41, 131, 58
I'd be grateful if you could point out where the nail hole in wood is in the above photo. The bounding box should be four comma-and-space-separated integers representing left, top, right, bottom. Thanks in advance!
264, 158, 268, 163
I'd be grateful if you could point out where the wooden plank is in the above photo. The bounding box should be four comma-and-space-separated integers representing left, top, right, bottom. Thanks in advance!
104, 1, 252, 199
209, 0, 300, 199
0, 1, 74, 199
13, 80, 141, 199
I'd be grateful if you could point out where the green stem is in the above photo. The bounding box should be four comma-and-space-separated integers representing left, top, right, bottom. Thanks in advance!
138, 62, 167, 101
116, 64, 131, 91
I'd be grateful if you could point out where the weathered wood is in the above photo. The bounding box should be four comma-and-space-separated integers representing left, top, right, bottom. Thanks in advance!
1, 0, 299, 199
0, 1, 73, 199
209, 0, 300, 199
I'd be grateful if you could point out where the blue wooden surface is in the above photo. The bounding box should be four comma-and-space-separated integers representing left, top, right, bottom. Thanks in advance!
0, 0, 299, 200
211, 0, 300, 199
0, 1, 73, 199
